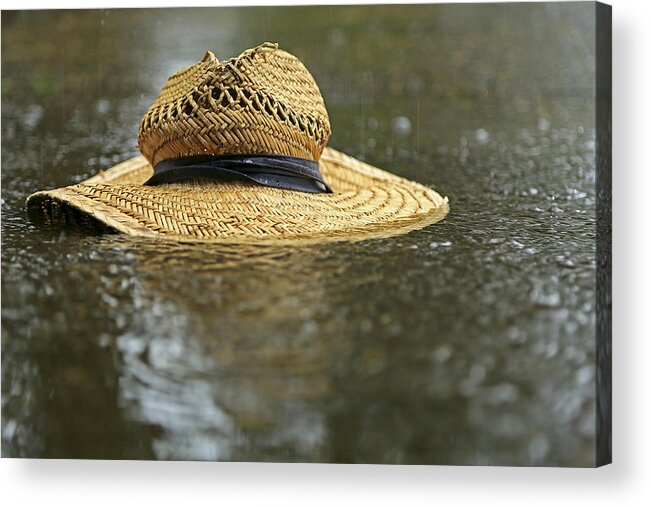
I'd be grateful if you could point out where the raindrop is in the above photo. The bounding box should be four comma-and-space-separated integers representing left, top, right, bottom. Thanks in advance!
530, 281, 561, 308
545, 342, 559, 358
432, 345, 453, 363
555, 256, 576, 269
23, 104, 44, 130
329, 28, 347, 47
538, 118, 551, 131
429, 240, 452, 248
2, 420, 17, 440
575, 365, 594, 385
475, 128, 490, 144
528, 435, 550, 462
301, 320, 318, 335
485, 383, 520, 405
579, 414, 596, 437
391, 116, 412, 136
566, 188, 587, 200
96, 99, 110, 114
100, 293, 119, 308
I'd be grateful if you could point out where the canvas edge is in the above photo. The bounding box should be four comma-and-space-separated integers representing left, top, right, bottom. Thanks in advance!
595, 0, 612, 468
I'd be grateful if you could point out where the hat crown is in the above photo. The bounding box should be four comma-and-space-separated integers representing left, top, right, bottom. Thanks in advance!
137, 43, 331, 167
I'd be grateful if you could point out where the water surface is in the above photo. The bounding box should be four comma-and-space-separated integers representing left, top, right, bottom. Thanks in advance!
2, 3, 598, 465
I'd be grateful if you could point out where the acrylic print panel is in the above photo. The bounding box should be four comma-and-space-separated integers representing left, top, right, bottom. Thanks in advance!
1, 2, 611, 466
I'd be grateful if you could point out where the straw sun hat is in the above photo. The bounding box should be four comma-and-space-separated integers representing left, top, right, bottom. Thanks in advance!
26, 42, 448, 243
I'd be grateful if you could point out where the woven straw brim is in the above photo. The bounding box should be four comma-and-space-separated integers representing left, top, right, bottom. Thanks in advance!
26, 148, 448, 244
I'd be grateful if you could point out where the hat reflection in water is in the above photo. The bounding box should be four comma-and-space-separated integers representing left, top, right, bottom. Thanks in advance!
113, 240, 350, 461
26, 42, 448, 243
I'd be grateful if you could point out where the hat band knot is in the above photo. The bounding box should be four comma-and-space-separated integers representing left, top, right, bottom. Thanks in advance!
143, 154, 332, 194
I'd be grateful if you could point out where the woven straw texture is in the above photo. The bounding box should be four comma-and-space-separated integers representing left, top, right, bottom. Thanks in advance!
27, 147, 448, 244
138, 42, 331, 167
26, 43, 449, 243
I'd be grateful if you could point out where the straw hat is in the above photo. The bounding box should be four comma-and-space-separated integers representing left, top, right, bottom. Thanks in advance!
26, 42, 448, 243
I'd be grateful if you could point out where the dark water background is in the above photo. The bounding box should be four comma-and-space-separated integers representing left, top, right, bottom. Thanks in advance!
2, 3, 598, 465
